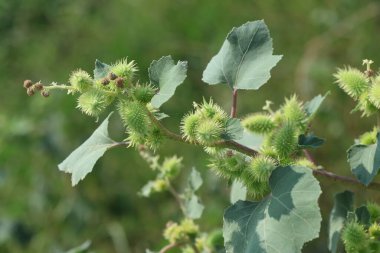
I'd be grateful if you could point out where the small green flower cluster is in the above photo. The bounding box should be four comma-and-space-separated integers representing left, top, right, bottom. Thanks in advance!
334, 59, 380, 117
342, 203, 380, 253
164, 219, 199, 244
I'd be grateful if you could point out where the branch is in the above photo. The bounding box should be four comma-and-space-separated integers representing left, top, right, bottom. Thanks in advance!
159, 241, 186, 253
230, 89, 238, 118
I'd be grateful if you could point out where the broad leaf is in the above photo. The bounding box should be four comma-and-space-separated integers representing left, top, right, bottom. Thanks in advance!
235, 130, 263, 151
347, 133, 380, 186
58, 113, 116, 186
298, 134, 325, 148
148, 55, 188, 108
183, 168, 204, 219
224, 166, 321, 253
328, 191, 354, 253
94, 59, 111, 80
222, 118, 244, 141
304, 93, 328, 117
202, 20, 282, 90
230, 179, 247, 204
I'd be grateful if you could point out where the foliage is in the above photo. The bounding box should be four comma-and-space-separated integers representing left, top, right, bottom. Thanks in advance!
14, 8, 380, 253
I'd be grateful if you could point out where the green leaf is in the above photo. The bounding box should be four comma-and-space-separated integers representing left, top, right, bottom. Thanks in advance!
222, 118, 244, 141
66, 240, 91, 253
183, 168, 204, 219
355, 206, 370, 226
223, 165, 322, 253
347, 133, 380, 186
94, 59, 111, 80
304, 93, 328, 117
58, 113, 116, 186
202, 20, 282, 90
148, 55, 188, 108
230, 179, 247, 204
298, 134, 325, 148
328, 191, 354, 253
235, 130, 263, 151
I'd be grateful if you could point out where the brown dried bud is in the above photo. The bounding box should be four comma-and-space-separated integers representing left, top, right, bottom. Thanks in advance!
23, 80, 33, 89
34, 83, 43, 91
101, 78, 110, 85
108, 72, 118, 80
41, 90, 50, 97
115, 77, 124, 88
365, 69, 375, 77
27, 87, 35, 96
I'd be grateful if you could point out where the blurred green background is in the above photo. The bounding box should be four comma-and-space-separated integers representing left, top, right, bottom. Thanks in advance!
1, 0, 380, 252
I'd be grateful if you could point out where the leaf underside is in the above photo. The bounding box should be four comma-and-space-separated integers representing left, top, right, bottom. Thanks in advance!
224, 166, 322, 253
183, 168, 204, 219
94, 59, 111, 80
58, 113, 116, 186
304, 93, 328, 118
328, 191, 354, 253
202, 20, 282, 90
347, 133, 380, 185
148, 55, 188, 108
298, 134, 325, 149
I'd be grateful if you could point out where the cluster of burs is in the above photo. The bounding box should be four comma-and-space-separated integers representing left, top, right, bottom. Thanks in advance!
182, 94, 316, 199
342, 203, 380, 253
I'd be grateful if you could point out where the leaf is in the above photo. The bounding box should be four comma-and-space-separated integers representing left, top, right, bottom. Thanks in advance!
139, 181, 155, 197
223, 165, 322, 253
94, 59, 111, 80
347, 133, 380, 186
222, 118, 244, 141
304, 93, 328, 117
58, 113, 116, 186
66, 240, 91, 253
183, 168, 204, 219
298, 134, 325, 148
234, 130, 263, 151
202, 20, 282, 90
230, 179, 247, 204
328, 191, 354, 253
148, 55, 188, 108
355, 206, 370, 226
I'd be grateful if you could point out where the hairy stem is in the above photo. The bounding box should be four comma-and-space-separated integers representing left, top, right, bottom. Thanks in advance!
230, 89, 238, 118
168, 184, 186, 215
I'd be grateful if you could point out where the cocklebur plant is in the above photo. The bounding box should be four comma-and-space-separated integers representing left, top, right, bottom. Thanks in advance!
24, 20, 380, 253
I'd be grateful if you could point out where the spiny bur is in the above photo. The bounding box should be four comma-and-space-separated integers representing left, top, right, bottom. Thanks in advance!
208, 152, 247, 181
334, 67, 369, 99
195, 119, 223, 145
76, 89, 111, 117
342, 221, 369, 253
242, 113, 275, 134
247, 156, 276, 182
273, 122, 298, 160
131, 84, 156, 104
282, 95, 307, 130
118, 100, 150, 135
367, 202, 380, 223
69, 69, 93, 92
181, 112, 201, 142
111, 58, 137, 82
369, 77, 380, 109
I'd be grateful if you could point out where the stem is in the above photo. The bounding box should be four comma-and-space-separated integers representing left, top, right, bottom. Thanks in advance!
230, 89, 238, 118
190, 243, 200, 253
44, 84, 75, 91
168, 184, 186, 215
159, 242, 186, 253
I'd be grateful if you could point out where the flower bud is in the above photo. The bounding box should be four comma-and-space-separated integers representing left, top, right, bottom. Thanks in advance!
34, 82, 43, 91
27, 87, 35, 96
108, 72, 118, 80
115, 77, 124, 88
69, 69, 93, 92
101, 78, 110, 86
160, 156, 183, 178
334, 67, 369, 99
41, 90, 50, 98
23, 80, 33, 89
242, 113, 275, 134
